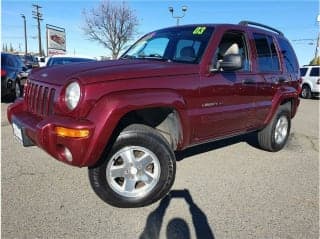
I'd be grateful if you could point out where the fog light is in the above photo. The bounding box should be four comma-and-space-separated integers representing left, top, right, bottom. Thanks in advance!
64, 147, 73, 162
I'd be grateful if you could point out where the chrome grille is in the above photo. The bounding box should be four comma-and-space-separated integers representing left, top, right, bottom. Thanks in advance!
26, 82, 56, 117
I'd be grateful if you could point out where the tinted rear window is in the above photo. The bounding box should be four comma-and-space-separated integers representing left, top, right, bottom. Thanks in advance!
277, 38, 299, 74
299, 68, 307, 76
310, 67, 319, 77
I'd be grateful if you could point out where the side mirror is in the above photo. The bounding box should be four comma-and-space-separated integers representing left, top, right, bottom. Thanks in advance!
219, 54, 242, 71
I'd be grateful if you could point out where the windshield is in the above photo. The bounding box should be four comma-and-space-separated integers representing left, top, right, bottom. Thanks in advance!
122, 26, 214, 64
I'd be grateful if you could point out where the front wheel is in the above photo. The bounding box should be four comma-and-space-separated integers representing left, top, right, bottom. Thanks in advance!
88, 124, 176, 208
257, 104, 291, 152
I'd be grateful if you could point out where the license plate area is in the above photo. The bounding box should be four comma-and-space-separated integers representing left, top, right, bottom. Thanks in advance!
13, 122, 23, 144
12, 120, 34, 147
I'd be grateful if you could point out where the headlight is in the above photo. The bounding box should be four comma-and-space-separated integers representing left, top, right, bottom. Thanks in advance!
65, 82, 81, 110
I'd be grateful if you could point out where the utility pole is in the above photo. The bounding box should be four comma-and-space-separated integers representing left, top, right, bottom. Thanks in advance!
32, 4, 43, 57
315, 14, 320, 59
21, 14, 27, 55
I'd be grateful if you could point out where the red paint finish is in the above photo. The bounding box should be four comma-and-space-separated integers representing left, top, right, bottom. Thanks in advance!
7, 23, 300, 167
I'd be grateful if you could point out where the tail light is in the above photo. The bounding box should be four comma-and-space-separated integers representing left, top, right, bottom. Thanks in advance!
1, 69, 6, 77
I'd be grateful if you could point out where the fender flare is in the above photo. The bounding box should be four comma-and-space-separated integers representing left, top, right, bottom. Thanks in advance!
83, 89, 189, 166
264, 89, 299, 125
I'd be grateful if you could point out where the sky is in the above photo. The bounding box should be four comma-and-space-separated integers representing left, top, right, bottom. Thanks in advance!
1, 0, 319, 65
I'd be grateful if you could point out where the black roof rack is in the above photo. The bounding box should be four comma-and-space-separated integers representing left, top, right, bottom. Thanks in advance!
239, 20, 284, 36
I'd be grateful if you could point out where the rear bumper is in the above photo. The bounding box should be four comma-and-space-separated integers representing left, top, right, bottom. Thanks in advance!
7, 100, 97, 167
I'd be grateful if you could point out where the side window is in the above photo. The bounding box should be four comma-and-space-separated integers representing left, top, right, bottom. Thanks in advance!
277, 38, 299, 74
253, 33, 280, 72
310, 67, 319, 77
268, 36, 280, 70
214, 31, 250, 71
299, 68, 308, 77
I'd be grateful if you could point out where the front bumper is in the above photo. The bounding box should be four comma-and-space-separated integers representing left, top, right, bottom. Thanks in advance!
7, 99, 96, 167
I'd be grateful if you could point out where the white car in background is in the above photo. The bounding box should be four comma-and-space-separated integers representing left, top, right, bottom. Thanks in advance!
300, 65, 320, 99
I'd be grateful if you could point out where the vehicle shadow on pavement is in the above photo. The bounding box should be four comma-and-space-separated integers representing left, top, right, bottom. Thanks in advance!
175, 132, 259, 161
139, 189, 215, 239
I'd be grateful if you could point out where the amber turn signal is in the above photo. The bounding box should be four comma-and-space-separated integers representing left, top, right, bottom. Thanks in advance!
55, 127, 90, 138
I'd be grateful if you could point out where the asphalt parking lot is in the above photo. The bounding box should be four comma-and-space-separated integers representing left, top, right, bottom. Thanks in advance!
1, 99, 319, 239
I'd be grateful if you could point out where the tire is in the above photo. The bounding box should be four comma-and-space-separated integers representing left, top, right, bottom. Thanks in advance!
257, 103, 291, 152
301, 85, 312, 99
88, 124, 176, 208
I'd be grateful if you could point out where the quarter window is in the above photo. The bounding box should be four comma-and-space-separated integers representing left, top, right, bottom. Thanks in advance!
253, 33, 280, 72
278, 38, 299, 74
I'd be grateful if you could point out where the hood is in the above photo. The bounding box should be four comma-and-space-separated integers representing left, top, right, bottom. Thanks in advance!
30, 59, 199, 85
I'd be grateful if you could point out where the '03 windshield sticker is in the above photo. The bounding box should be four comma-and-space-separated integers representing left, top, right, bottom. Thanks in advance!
193, 26, 206, 35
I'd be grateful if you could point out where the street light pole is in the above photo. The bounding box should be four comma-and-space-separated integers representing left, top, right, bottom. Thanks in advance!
168, 6, 187, 26
21, 14, 27, 55
315, 14, 320, 59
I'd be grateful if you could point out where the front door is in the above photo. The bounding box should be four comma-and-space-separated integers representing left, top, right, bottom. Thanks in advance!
195, 30, 257, 141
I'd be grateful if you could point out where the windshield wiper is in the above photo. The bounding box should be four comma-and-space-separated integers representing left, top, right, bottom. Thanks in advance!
120, 55, 136, 59
137, 54, 170, 62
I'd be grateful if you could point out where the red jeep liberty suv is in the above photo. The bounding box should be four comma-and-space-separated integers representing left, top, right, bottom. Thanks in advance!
7, 21, 301, 208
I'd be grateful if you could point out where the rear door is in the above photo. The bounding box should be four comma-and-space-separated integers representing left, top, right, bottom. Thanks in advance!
250, 32, 283, 126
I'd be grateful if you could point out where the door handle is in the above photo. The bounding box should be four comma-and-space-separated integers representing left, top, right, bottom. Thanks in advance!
242, 79, 255, 85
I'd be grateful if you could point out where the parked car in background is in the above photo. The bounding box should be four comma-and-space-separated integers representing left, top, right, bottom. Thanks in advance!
46, 55, 96, 67
300, 65, 320, 98
19, 54, 39, 69
36, 56, 47, 67
1, 52, 29, 100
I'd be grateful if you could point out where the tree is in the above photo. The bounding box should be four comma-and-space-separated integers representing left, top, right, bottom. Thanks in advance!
309, 56, 320, 66
82, 0, 139, 59
9, 43, 14, 52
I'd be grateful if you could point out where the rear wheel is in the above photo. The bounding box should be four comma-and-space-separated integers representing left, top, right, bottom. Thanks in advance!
88, 124, 176, 208
301, 85, 312, 99
257, 104, 291, 152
